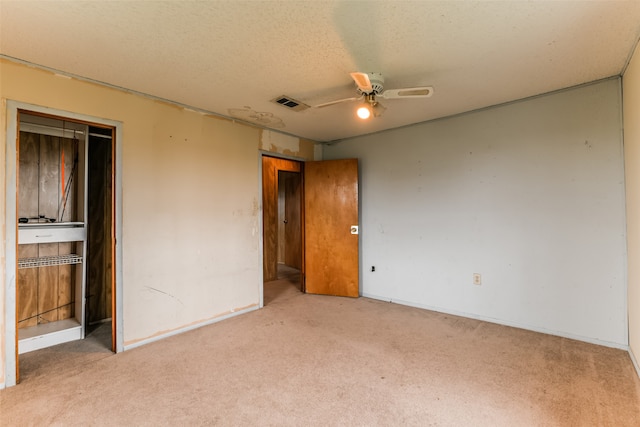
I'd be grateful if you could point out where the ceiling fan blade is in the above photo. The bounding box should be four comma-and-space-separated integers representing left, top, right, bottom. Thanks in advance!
379, 86, 434, 99
313, 96, 361, 109
350, 72, 373, 93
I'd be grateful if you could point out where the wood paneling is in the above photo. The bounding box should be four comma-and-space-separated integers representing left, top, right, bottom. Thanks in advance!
277, 171, 302, 269
17, 131, 39, 328
59, 136, 78, 222
57, 242, 74, 320
87, 136, 113, 322
17, 245, 38, 328
18, 131, 78, 223
262, 156, 301, 282
17, 132, 79, 327
39, 135, 60, 221
304, 159, 359, 297
18, 132, 39, 220
284, 172, 302, 269
37, 244, 59, 323
277, 179, 286, 263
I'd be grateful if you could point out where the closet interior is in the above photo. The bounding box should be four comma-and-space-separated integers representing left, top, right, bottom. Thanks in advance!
17, 112, 114, 354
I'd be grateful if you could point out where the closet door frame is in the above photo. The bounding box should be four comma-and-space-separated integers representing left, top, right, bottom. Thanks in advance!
3, 100, 124, 387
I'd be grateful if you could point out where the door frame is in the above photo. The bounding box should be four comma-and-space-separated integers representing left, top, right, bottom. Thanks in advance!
3, 100, 124, 387
258, 151, 305, 308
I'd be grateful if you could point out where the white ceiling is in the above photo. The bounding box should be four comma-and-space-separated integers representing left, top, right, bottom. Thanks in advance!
2, 1, 640, 142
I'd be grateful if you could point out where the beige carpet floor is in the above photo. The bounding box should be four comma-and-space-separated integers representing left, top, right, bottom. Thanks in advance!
1, 268, 639, 426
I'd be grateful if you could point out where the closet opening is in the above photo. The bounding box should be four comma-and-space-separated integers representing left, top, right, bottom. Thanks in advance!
85, 125, 115, 349
15, 111, 115, 380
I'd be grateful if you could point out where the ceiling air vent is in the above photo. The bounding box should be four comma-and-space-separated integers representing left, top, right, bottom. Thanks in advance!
271, 95, 310, 112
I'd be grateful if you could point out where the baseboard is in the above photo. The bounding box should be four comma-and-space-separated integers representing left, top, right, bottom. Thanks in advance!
630, 347, 640, 379
123, 304, 259, 351
362, 292, 628, 350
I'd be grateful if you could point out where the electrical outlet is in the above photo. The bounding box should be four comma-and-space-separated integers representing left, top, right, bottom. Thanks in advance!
473, 273, 481, 285
371, 266, 376, 272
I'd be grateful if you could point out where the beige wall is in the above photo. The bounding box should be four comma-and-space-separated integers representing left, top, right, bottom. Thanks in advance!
0, 58, 317, 386
624, 43, 640, 375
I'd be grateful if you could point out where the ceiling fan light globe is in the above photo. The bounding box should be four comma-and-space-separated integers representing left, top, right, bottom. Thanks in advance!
357, 106, 371, 119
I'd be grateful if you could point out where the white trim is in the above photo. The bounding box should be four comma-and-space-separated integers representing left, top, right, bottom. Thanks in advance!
4, 103, 19, 387
114, 124, 124, 353
258, 153, 264, 309
3, 101, 124, 387
630, 347, 640, 379
616, 78, 630, 347
362, 292, 630, 350
123, 305, 259, 351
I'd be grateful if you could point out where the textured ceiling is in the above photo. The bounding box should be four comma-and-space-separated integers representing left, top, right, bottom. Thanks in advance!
2, 1, 640, 142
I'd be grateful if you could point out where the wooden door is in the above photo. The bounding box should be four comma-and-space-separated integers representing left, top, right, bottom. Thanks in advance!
304, 159, 359, 297
284, 172, 302, 269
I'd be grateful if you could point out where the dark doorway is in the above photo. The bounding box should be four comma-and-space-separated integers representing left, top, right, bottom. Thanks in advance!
262, 156, 303, 304
85, 125, 115, 350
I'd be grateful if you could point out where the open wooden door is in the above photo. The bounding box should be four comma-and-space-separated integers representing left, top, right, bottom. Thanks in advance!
304, 158, 359, 297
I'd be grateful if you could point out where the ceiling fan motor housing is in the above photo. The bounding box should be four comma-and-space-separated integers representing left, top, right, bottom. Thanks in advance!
357, 72, 385, 95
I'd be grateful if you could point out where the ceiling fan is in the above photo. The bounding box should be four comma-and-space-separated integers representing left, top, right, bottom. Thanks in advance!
314, 72, 434, 119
